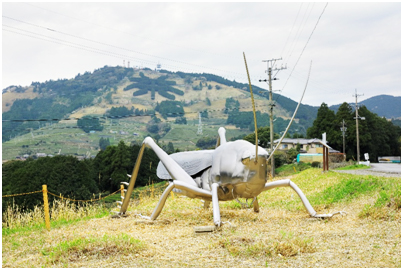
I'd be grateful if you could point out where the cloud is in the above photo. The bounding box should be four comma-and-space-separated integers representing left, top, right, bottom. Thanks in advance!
2, 2, 400, 106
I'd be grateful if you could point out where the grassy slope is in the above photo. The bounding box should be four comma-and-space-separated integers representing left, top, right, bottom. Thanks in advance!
2, 169, 400, 268
2, 69, 292, 160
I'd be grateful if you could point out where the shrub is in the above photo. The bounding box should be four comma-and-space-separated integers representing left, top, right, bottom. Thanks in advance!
312, 161, 321, 168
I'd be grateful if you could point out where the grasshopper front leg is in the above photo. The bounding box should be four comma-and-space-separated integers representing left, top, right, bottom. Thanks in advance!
120, 137, 198, 215
120, 137, 221, 225
141, 181, 213, 221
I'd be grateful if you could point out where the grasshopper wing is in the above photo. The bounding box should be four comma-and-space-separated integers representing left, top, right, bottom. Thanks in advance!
156, 150, 214, 179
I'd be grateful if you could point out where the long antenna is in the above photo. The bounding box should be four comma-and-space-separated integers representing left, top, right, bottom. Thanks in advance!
243, 52, 258, 163
267, 61, 312, 161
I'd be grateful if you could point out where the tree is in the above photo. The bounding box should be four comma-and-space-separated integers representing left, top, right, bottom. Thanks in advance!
93, 140, 161, 191
175, 116, 187, 124
196, 137, 216, 149
286, 148, 299, 163
166, 142, 175, 154
243, 126, 279, 148
155, 100, 184, 119
109, 141, 132, 188
99, 137, 110, 151
200, 110, 208, 118
307, 101, 401, 162
307, 103, 337, 141
77, 116, 103, 133
2, 156, 99, 211
224, 97, 240, 114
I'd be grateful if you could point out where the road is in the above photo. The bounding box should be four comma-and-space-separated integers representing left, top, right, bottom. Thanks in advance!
334, 163, 401, 177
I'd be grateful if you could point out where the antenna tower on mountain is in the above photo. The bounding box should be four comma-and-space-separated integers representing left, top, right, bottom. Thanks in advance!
197, 112, 203, 135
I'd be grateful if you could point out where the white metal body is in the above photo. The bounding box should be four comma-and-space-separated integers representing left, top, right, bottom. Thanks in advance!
119, 127, 345, 227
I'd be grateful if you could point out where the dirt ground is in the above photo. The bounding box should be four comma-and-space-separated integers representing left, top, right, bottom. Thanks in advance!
2, 194, 400, 268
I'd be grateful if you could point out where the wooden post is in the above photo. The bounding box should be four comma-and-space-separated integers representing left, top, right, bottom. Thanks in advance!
121, 185, 124, 202
326, 148, 329, 171
323, 145, 325, 172
42, 185, 51, 231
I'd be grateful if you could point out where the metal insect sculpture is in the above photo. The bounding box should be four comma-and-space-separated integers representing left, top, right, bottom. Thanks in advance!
117, 53, 344, 227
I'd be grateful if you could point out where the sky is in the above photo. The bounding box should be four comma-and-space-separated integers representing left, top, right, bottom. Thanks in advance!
2, 2, 401, 107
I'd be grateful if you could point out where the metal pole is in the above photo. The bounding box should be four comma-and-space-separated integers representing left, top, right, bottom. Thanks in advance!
268, 67, 275, 177
341, 119, 346, 161
261, 58, 286, 177
355, 90, 360, 163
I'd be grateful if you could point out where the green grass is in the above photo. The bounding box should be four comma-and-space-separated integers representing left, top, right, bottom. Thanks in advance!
312, 177, 382, 204
335, 164, 370, 170
2, 118, 247, 160
264, 168, 401, 219
275, 163, 312, 176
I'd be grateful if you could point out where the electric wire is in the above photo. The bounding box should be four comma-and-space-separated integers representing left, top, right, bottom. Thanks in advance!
2, 15, 266, 81
275, 3, 328, 105
280, 3, 303, 58
3, 16, 247, 80
23, 2, 223, 58
3, 25, 263, 84
283, 3, 314, 64
1, 103, 272, 124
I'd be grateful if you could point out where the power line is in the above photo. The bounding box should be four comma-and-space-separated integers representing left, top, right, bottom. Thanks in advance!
1, 103, 272, 124
3, 16, 235, 76
280, 3, 303, 58
275, 2, 328, 107
280, 2, 328, 93
23, 3, 224, 58
3, 23, 262, 84
284, 3, 315, 64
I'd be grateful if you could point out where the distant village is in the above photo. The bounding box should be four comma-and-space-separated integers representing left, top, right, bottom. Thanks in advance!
11, 129, 140, 163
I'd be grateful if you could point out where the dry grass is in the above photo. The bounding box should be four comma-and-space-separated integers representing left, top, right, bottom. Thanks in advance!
2, 169, 401, 268
2, 200, 107, 230
2, 86, 39, 113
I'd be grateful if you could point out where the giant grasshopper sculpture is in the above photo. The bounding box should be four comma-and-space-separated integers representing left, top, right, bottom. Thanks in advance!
117, 53, 344, 227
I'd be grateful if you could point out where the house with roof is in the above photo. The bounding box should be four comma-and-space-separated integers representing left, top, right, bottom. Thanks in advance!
271, 138, 342, 165
271, 138, 339, 153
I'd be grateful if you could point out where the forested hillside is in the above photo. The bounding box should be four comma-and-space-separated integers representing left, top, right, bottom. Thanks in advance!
2, 65, 317, 160
3, 66, 134, 142
307, 102, 401, 162
329, 94, 401, 120
2, 141, 160, 211
2, 65, 399, 162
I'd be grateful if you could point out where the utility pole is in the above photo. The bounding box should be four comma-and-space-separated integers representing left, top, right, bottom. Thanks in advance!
353, 89, 364, 163
340, 119, 347, 161
260, 58, 287, 177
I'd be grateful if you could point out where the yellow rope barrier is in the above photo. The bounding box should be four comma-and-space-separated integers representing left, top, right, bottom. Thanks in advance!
3, 188, 123, 202
2, 190, 43, 197
47, 188, 123, 202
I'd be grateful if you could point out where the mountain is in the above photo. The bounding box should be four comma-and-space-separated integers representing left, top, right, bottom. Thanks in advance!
2, 66, 316, 139
1, 66, 399, 160
329, 95, 401, 119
